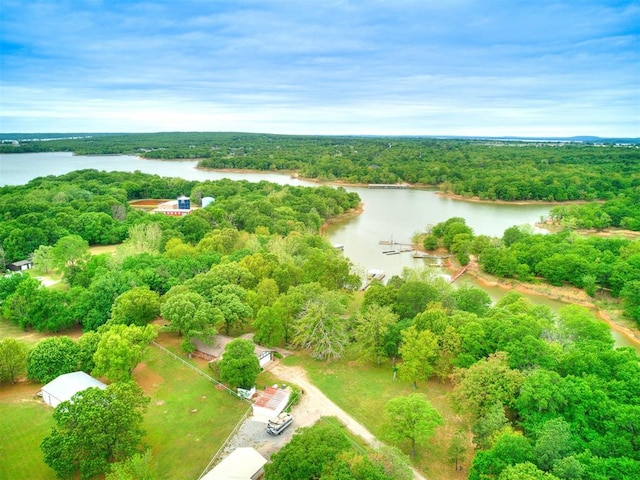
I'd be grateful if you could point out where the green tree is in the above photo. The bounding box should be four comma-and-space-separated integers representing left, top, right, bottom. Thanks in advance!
264, 422, 351, 480
0, 338, 29, 384
470, 429, 534, 479
32, 244, 56, 273
210, 284, 253, 335
92, 324, 157, 382
383, 393, 443, 457
448, 429, 468, 472
452, 352, 525, 419
51, 234, 91, 278
397, 326, 438, 388
534, 418, 575, 472
27, 336, 79, 384
106, 450, 156, 480
41, 382, 149, 480
292, 291, 349, 361
76, 331, 101, 373
218, 338, 261, 389
253, 305, 286, 347
354, 304, 398, 366
110, 287, 160, 326
498, 462, 560, 480
160, 290, 221, 351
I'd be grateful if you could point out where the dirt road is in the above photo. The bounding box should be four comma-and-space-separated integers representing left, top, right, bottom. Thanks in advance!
264, 361, 428, 480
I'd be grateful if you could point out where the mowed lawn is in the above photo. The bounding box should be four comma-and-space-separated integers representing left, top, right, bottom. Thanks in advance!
137, 344, 249, 480
0, 383, 57, 480
0, 331, 249, 480
283, 354, 473, 480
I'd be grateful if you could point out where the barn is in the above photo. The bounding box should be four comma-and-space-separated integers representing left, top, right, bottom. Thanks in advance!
201, 447, 267, 480
40, 371, 107, 408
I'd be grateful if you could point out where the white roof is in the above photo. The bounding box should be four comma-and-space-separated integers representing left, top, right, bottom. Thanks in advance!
41, 372, 106, 405
202, 447, 267, 480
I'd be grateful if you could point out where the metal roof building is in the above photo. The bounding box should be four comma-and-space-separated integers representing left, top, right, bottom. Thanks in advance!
40, 371, 107, 408
201, 447, 267, 480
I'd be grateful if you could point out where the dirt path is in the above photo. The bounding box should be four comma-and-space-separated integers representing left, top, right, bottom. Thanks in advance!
266, 361, 428, 480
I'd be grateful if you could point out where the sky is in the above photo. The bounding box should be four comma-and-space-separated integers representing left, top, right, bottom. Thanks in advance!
1, 0, 639, 137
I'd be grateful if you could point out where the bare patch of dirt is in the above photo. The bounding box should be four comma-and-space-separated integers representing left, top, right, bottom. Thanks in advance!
133, 362, 164, 393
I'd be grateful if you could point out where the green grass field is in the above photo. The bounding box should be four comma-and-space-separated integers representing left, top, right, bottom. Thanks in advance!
283, 354, 472, 480
0, 387, 56, 480
0, 334, 249, 480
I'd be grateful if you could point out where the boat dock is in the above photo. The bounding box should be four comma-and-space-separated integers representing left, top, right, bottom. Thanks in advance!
368, 183, 409, 189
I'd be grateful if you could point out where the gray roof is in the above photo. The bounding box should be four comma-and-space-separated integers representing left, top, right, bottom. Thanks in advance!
41, 372, 106, 405
202, 447, 267, 480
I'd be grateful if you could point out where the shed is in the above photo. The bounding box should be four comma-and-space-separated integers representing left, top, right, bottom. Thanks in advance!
252, 385, 290, 422
40, 371, 107, 408
7, 260, 33, 272
201, 447, 266, 480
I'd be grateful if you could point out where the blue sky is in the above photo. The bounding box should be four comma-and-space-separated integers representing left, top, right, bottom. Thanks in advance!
1, 0, 638, 136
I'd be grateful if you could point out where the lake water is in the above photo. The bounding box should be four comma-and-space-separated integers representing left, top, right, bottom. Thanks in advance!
2, 152, 637, 352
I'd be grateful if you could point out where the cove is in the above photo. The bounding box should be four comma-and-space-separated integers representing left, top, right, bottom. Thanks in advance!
2, 152, 637, 352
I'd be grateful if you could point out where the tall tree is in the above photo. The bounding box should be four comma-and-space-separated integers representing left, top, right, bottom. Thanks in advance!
110, 286, 160, 326
354, 304, 398, 366
27, 336, 79, 384
41, 382, 149, 480
452, 352, 525, 419
383, 393, 443, 458
92, 324, 157, 382
397, 326, 438, 388
0, 338, 29, 384
264, 422, 351, 480
292, 291, 349, 361
218, 338, 261, 389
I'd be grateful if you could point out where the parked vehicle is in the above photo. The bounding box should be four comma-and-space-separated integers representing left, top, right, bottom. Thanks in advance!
266, 412, 294, 435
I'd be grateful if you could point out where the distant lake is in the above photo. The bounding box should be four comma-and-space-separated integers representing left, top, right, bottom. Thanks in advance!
4, 151, 636, 351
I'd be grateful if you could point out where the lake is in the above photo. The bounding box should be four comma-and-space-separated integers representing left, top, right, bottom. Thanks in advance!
2, 152, 637, 352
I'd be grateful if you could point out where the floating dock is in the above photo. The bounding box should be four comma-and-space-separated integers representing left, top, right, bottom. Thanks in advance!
368, 183, 409, 189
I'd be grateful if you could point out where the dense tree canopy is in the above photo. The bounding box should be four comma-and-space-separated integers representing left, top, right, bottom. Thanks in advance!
41, 382, 149, 480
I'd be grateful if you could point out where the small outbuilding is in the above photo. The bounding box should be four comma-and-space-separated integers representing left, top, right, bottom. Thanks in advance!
40, 371, 107, 408
7, 259, 33, 272
252, 385, 290, 422
201, 447, 267, 480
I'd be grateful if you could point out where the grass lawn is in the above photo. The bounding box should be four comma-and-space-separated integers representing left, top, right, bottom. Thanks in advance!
138, 340, 249, 480
283, 354, 473, 480
0, 383, 56, 479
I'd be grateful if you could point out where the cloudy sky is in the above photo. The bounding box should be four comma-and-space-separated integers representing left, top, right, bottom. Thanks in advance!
1, 0, 638, 136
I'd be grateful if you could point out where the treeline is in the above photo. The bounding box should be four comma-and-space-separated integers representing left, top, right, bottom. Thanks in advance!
547, 189, 640, 231
3, 132, 639, 201
0, 169, 359, 263
355, 273, 640, 479
424, 217, 640, 324
0, 169, 638, 477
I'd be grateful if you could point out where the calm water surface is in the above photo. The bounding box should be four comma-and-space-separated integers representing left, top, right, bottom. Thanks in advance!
2, 152, 636, 351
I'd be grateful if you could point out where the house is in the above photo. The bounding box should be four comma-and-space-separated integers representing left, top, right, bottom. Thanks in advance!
201, 447, 266, 480
193, 337, 275, 368
7, 259, 33, 272
252, 385, 290, 422
151, 195, 194, 217
40, 371, 107, 408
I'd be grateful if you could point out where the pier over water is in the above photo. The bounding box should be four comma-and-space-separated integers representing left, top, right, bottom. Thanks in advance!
367, 183, 409, 189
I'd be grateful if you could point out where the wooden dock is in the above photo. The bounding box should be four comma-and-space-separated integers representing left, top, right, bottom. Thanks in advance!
368, 183, 409, 189
449, 264, 470, 283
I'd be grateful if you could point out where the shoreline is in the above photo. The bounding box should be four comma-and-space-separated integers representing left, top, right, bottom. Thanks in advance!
195, 164, 609, 207
458, 261, 640, 349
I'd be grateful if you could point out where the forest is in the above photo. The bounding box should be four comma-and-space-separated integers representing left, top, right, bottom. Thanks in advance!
0, 145, 639, 479
2, 132, 639, 203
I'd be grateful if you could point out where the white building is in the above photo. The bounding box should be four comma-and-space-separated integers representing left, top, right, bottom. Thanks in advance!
40, 372, 107, 408
201, 447, 267, 480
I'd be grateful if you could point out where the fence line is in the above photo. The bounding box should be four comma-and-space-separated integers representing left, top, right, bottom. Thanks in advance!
152, 342, 248, 401
196, 406, 253, 480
